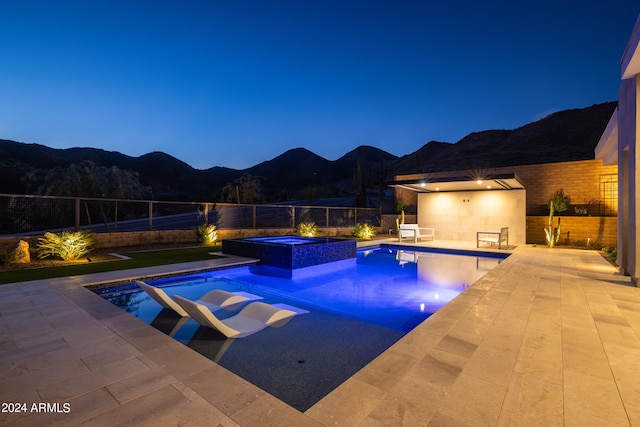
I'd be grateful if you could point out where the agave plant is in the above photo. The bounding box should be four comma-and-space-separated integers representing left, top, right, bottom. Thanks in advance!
352, 223, 376, 240
37, 230, 97, 261
296, 222, 319, 237
196, 224, 218, 245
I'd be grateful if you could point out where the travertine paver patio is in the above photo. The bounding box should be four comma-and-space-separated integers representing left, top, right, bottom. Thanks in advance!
1, 243, 639, 426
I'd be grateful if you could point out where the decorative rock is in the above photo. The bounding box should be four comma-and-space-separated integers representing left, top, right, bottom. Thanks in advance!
14, 240, 30, 263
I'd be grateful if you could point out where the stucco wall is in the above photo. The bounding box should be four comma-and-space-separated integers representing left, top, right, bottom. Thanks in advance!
417, 189, 526, 244
618, 75, 639, 281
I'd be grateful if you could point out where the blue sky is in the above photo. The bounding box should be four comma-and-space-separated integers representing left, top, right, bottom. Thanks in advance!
1, 1, 638, 170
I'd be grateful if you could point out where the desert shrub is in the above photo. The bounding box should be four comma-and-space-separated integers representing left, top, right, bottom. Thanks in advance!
0, 247, 17, 265
590, 241, 603, 250
37, 230, 97, 261
296, 222, 319, 237
394, 197, 404, 214
352, 223, 376, 240
549, 188, 570, 214
196, 224, 218, 245
601, 246, 618, 263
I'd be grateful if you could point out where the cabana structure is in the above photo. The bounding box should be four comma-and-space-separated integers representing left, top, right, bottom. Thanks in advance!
390, 160, 618, 248
389, 173, 527, 246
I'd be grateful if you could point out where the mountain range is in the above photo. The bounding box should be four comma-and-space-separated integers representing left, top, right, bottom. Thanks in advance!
0, 101, 616, 204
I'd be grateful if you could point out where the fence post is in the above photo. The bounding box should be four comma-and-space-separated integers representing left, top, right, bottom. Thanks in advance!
326, 207, 329, 227
75, 198, 80, 231
252, 205, 256, 228
148, 201, 153, 231
355, 208, 358, 225
291, 206, 296, 228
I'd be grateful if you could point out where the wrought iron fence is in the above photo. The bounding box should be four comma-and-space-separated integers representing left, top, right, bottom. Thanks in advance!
0, 194, 380, 236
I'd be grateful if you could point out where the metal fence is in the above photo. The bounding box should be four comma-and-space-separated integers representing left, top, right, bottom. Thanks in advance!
0, 194, 381, 236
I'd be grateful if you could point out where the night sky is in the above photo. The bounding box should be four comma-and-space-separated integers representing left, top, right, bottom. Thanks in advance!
1, 1, 638, 170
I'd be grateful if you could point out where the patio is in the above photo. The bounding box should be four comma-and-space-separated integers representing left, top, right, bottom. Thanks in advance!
1, 241, 639, 426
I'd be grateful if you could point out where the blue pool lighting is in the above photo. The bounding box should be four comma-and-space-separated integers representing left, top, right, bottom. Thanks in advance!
96, 245, 507, 411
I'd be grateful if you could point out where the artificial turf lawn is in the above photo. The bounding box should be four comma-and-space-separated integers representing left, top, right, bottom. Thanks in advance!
0, 245, 222, 284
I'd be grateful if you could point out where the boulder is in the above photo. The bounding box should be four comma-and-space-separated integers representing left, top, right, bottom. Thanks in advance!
14, 240, 30, 263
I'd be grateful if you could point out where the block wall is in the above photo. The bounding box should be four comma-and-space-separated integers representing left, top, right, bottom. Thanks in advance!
527, 216, 617, 246
0, 228, 364, 252
508, 160, 617, 214
395, 187, 419, 213
94, 230, 196, 248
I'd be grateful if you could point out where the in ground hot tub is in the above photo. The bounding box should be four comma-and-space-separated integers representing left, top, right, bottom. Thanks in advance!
222, 236, 356, 269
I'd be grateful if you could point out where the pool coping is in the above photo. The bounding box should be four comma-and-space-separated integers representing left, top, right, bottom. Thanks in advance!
2, 240, 637, 425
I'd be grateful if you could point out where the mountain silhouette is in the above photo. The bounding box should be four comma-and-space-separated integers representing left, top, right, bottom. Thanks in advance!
390, 101, 616, 174
0, 101, 616, 204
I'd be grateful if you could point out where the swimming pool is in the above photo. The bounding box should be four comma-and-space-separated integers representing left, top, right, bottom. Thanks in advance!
97, 245, 507, 411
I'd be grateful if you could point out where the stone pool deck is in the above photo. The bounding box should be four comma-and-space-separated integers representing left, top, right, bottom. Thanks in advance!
1, 241, 639, 426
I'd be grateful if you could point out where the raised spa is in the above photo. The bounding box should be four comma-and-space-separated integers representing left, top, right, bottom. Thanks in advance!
222, 235, 356, 269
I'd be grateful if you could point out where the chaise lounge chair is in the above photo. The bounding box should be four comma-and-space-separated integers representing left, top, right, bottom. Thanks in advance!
172, 295, 309, 338
398, 224, 435, 243
476, 227, 509, 249
136, 280, 263, 317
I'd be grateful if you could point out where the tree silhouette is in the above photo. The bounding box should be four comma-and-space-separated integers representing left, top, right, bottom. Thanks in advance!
37, 161, 151, 199
36, 161, 152, 230
222, 173, 263, 204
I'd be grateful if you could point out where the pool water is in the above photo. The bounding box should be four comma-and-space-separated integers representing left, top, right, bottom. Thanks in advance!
244, 235, 325, 245
98, 245, 506, 411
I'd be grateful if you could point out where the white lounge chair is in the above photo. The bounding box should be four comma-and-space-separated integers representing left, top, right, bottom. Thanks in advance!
136, 280, 263, 317
476, 227, 509, 249
173, 295, 309, 338
397, 250, 417, 265
398, 224, 435, 243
